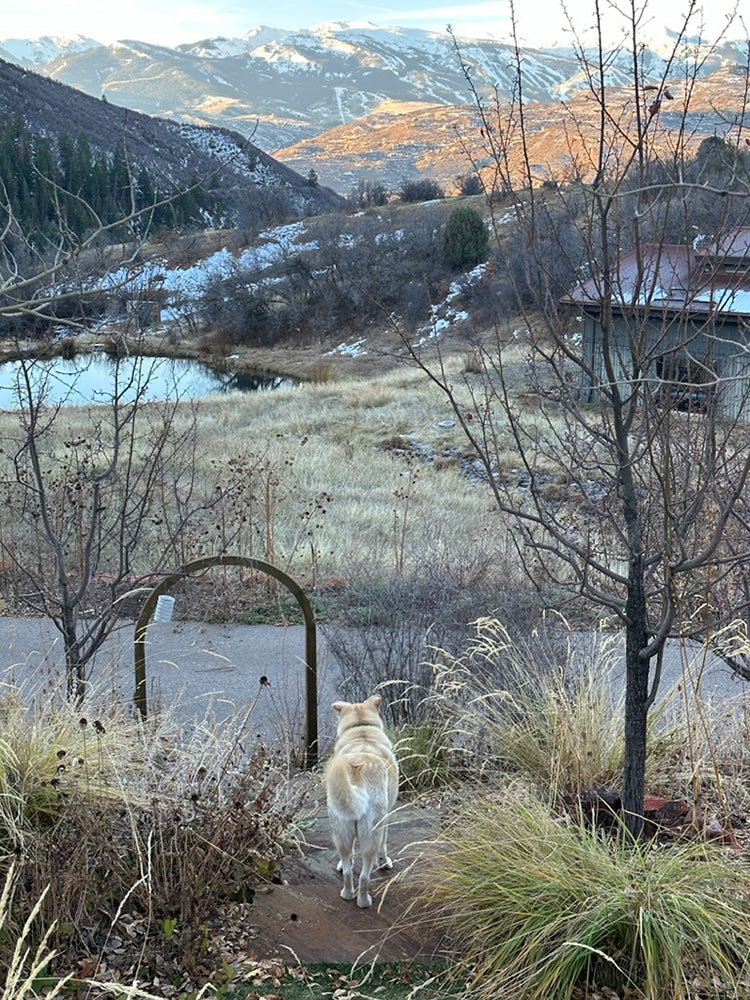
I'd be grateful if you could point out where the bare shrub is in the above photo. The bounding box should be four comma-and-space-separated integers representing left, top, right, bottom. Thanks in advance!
197, 207, 447, 343
324, 555, 547, 727
19, 753, 296, 972
456, 172, 483, 196
0, 693, 305, 983
347, 179, 390, 208
199, 266, 279, 345
397, 177, 445, 203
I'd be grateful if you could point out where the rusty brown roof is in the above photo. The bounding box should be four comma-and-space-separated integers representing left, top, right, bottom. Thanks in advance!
565, 234, 750, 318
695, 227, 750, 262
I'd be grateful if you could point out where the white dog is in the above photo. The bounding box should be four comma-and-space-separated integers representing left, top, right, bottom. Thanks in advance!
324, 695, 399, 908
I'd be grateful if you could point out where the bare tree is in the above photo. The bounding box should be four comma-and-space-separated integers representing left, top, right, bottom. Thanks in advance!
0, 173, 242, 701
4, 356, 191, 699
415, 3, 750, 835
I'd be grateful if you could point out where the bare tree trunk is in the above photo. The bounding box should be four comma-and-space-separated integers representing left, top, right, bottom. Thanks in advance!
417, 4, 750, 844
61, 613, 86, 705
622, 561, 650, 836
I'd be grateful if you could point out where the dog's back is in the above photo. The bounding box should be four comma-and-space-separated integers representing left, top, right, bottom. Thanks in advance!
326, 749, 395, 820
325, 695, 399, 908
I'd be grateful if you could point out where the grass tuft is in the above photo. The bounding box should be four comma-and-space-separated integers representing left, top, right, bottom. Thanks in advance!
395, 720, 453, 793
0, 866, 70, 1000
427, 618, 683, 801
427, 794, 750, 1000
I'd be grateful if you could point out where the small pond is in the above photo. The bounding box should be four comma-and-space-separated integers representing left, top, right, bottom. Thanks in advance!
0, 354, 293, 410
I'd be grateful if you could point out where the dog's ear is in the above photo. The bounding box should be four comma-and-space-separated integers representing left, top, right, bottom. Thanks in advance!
332, 701, 348, 713
367, 695, 382, 709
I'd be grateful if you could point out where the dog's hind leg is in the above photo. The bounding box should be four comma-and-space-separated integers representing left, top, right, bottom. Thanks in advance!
356, 843, 375, 908
376, 820, 393, 871
355, 816, 382, 908
337, 834, 358, 872
331, 818, 357, 901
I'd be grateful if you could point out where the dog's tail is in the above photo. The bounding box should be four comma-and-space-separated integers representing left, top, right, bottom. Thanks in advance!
326, 756, 387, 820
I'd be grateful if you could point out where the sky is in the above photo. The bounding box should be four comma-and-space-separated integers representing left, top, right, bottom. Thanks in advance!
0, 0, 743, 49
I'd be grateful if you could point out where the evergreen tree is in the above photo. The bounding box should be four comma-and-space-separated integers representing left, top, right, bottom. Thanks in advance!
57, 133, 76, 191
441, 206, 489, 269
0, 119, 218, 240
110, 141, 132, 213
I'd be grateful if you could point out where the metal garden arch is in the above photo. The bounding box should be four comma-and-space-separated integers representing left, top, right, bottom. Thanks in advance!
134, 555, 318, 766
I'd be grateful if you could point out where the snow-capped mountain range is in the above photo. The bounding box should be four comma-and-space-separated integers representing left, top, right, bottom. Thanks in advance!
1, 22, 747, 192
0, 33, 98, 65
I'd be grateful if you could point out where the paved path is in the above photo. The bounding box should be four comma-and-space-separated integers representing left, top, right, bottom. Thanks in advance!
4, 615, 749, 751
244, 785, 450, 964
2, 616, 344, 753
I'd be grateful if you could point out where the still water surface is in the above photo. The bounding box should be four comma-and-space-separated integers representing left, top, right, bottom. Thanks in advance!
0, 354, 291, 409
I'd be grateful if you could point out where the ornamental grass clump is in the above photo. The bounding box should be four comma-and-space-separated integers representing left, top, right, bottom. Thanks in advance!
428, 794, 750, 1000
428, 618, 683, 801
488, 660, 682, 801
0, 687, 139, 858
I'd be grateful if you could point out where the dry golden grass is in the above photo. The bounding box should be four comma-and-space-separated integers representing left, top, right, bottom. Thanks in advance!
0, 352, 508, 586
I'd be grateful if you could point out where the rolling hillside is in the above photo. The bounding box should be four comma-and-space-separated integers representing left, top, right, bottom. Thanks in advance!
0, 57, 345, 222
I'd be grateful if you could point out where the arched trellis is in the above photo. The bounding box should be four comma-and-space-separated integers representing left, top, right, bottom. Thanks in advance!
134, 555, 318, 767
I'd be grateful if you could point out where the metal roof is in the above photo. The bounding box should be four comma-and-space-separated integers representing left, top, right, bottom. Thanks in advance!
565, 229, 750, 319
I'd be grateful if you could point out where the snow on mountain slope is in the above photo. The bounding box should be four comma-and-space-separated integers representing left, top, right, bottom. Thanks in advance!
2, 21, 746, 192
178, 27, 291, 59
1, 34, 101, 64
6, 19, 744, 149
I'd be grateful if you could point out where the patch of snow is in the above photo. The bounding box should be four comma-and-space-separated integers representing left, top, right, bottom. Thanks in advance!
326, 339, 367, 357
179, 33, 285, 58
96, 219, 321, 310
693, 287, 750, 312
375, 229, 404, 244
333, 86, 347, 123
251, 43, 315, 67
496, 210, 517, 225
